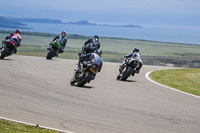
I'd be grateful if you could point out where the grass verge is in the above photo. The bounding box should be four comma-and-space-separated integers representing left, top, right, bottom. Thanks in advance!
2, 31, 200, 67
149, 69, 200, 96
17, 45, 125, 62
0, 119, 63, 133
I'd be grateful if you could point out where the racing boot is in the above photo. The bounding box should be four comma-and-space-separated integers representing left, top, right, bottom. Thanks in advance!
119, 64, 126, 74
117, 64, 125, 80
117, 74, 121, 80
135, 63, 142, 74
47, 42, 52, 50
75, 62, 83, 73
135, 69, 140, 74
0, 40, 5, 50
131, 71, 135, 76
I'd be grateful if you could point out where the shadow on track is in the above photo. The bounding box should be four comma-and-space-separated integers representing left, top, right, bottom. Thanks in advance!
45, 58, 60, 61
116, 79, 136, 82
70, 84, 94, 89
0, 58, 13, 61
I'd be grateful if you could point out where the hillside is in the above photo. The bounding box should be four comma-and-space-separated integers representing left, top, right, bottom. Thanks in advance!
0, 16, 142, 28
17, 18, 63, 24
66, 20, 142, 28
0, 16, 28, 29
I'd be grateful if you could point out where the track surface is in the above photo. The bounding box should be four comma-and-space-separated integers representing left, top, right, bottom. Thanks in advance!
0, 55, 200, 133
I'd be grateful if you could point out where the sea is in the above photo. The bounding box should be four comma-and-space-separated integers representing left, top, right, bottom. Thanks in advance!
1, 22, 200, 45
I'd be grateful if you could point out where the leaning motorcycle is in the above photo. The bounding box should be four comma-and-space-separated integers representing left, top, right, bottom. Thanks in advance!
117, 53, 141, 81
70, 56, 101, 87
0, 40, 16, 59
46, 41, 60, 60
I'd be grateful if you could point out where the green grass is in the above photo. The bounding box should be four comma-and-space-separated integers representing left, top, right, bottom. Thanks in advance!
0, 119, 63, 133
2, 31, 200, 67
149, 69, 200, 96
1, 31, 200, 57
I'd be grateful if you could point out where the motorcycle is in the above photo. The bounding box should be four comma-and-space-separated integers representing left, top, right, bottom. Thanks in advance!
0, 40, 16, 59
70, 54, 102, 87
46, 41, 60, 60
117, 53, 141, 81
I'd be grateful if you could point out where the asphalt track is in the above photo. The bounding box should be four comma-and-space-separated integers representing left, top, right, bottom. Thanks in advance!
0, 55, 200, 133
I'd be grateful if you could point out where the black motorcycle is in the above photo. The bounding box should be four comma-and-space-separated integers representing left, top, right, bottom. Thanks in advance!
117, 53, 140, 81
46, 42, 60, 60
70, 60, 101, 87
0, 40, 15, 59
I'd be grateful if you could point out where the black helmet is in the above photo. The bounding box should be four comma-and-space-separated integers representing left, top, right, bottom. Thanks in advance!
93, 35, 99, 40
96, 49, 102, 56
133, 48, 140, 53
15, 29, 21, 34
61, 31, 66, 37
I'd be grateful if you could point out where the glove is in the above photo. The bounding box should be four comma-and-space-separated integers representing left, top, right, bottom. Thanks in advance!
124, 55, 127, 58
49, 42, 53, 46
2, 40, 5, 44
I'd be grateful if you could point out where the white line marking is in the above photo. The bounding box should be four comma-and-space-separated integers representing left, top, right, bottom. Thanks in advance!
145, 71, 200, 99
0, 116, 74, 133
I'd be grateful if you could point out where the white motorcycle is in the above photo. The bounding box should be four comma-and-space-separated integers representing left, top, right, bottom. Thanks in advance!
117, 53, 142, 81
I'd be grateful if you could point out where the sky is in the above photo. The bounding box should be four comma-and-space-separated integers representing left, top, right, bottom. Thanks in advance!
0, 0, 200, 26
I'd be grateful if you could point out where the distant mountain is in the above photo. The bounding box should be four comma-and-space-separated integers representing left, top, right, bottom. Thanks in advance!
66, 20, 142, 28
66, 20, 96, 25
100, 24, 142, 28
17, 18, 63, 24
0, 16, 28, 29
0, 16, 142, 29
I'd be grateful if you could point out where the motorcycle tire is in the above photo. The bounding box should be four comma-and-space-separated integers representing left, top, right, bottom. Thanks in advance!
0, 47, 9, 59
46, 48, 54, 60
121, 66, 133, 81
77, 71, 92, 87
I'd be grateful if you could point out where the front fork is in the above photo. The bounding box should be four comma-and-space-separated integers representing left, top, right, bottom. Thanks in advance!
74, 70, 85, 82
0, 43, 6, 52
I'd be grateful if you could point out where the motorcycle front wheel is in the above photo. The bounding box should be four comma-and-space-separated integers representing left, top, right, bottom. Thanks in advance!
121, 66, 133, 81
0, 47, 9, 59
46, 48, 55, 60
77, 71, 92, 87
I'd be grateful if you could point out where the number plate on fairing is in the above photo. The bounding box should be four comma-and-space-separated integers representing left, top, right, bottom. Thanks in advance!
90, 68, 96, 74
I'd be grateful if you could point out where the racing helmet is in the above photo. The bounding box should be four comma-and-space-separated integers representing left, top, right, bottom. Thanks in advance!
133, 48, 140, 53
93, 35, 99, 41
96, 49, 102, 56
61, 31, 67, 37
15, 29, 21, 34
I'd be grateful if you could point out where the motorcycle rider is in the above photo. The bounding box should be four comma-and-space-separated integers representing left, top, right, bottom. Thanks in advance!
47, 31, 67, 56
77, 49, 103, 73
81, 35, 100, 55
118, 48, 143, 76
0, 29, 22, 54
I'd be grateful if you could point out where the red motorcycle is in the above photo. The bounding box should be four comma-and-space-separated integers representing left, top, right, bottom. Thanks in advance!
0, 40, 16, 59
